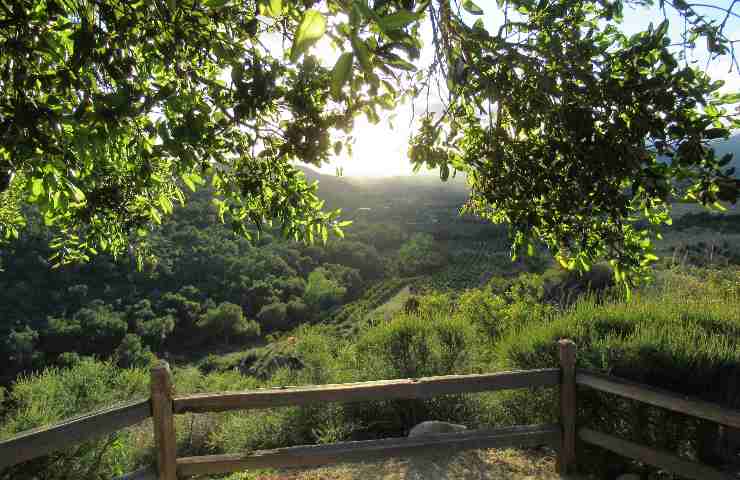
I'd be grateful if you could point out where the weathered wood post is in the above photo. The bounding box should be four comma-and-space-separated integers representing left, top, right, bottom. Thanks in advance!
557, 339, 577, 476
151, 362, 178, 480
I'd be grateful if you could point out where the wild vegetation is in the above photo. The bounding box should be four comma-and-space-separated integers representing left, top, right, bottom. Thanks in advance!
2, 0, 740, 479
1, 168, 739, 479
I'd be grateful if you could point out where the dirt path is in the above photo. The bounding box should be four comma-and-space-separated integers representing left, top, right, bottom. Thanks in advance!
254, 448, 565, 480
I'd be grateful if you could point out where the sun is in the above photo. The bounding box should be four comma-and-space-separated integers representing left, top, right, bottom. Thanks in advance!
309, 2, 739, 178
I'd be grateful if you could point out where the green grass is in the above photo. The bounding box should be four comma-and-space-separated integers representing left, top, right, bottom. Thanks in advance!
493, 267, 740, 476
4, 262, 739, 479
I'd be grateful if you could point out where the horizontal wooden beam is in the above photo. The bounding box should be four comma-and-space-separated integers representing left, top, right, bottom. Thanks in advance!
0, 398, 151, 470
177, 423, 560, 477
112, 466, 157, 480
174, 369, 559, 414
579, 428, 732, 480
576, 370, 740, 429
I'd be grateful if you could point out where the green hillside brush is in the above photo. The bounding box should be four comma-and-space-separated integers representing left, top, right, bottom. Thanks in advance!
0, 359, 150, 480
495, 268, 740, 477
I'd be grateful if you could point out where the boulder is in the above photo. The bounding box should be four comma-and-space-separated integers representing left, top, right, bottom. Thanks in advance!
408, 421, 467, 438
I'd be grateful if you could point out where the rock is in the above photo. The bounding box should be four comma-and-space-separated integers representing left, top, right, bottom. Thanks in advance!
408, 421, 467, 438
616, 474, 640, 480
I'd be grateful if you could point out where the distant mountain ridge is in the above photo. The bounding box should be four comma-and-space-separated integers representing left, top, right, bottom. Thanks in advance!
296, 165, 469, 212
297, 134, 739, 210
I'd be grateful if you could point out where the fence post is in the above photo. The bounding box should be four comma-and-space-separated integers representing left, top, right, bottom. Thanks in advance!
557, 339, 577, 476
151, 362, 178, 480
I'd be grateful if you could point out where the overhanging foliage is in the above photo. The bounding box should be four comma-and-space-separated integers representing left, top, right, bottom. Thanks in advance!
1, 0, 738, 282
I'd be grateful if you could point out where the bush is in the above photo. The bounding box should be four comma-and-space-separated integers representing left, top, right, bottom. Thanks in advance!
44, 300, 127, 357
4, 326, 41, 371
348, 310, 480, 434
398, 233, 445, 275
114, 334, 155, 368
303, 268, 347, 310
541, 264, 615, 305
0, 359, 150, 479
256, 302, 292, 331
286, 299, 310, 324
198, 302, 260, 345
494, 269, 740, 476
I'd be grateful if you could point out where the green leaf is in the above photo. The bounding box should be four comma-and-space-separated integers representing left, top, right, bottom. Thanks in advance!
717, 92, 740, 104
182, 174, 196, 191
331, 52, 354, 100
258, 0, 282, 16
68, 183, 85, 202
655, 19, 669, 39
204, 0, 232, 9
351, 34, 372, 72
150, 207, 162, 224
463, 0, 484, 15
386, 54, 416, 71
352, 1, 377, 21
377, 10, 421, 31
290, 10, 326, 63
31, 178, 44, 198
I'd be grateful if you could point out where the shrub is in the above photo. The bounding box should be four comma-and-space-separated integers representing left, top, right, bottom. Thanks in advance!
256, 302, 292, 331
4, 326, 41, 371
494, 270, 740, 476
286, 299, 310, 324
303, 268, 346, 310
44, 300, 127, 357
398, 233, 445, 275
135, 314, 176, 348
0, 359, 150, 479
114, 334, 155, 369
198, 302, 260, 345
349, 310, 480, 434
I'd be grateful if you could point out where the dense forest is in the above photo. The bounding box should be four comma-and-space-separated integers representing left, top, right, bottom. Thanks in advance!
0, 167, 485, 383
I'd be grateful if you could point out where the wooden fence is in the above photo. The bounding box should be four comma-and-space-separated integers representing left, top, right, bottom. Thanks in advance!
0, 339, 738, 479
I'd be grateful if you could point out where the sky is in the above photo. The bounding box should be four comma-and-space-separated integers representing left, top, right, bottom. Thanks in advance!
313, 1, 740, 177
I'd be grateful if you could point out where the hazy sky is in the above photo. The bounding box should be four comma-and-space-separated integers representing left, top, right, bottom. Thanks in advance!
315, 1, 740, 177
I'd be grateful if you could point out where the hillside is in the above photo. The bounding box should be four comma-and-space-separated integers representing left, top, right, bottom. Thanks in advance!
297, 166, 469, 213
1, 166, 739, 480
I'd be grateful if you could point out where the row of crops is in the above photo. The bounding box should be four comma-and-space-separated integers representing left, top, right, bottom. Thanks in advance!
329, 277, 419, 331
416, 238, 551, 292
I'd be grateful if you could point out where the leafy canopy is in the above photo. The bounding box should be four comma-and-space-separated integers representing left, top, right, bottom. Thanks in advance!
0, 0, 738, 282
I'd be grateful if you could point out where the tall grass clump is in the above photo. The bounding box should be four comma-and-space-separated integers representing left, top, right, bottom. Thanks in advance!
0, 359, 151, 480
494, 268, 740, 476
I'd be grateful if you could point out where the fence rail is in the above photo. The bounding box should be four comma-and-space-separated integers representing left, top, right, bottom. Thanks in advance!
0, 398, 151, 470
578, 428, 732, 480
176, 424, 561, 477
576, 369, 740, 428
3, 339, 740, 479
173, 368, 560, 414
